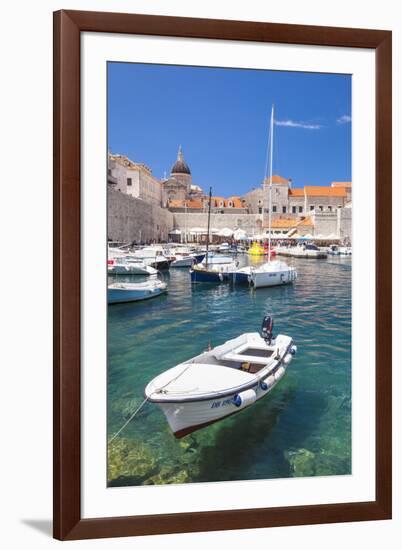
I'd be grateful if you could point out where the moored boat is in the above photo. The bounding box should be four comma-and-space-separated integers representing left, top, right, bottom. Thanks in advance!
107, 257, 158, 275
190, 261, 238, 283
230, 259, 297, 287
130, 247, 171, 270
145, 317, 296, 438
108, 280, 167, 304
276, 243, 327, 259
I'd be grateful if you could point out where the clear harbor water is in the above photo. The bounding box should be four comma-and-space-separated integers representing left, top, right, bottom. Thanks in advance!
107, 255, 351, 486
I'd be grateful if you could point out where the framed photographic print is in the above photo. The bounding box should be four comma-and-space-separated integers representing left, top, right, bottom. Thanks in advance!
53, 10, 392, 540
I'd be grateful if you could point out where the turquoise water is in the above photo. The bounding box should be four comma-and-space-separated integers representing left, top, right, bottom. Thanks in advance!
107, 255, 351, 486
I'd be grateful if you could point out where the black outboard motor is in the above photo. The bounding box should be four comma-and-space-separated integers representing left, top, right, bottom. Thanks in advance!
261, 316, 274, 345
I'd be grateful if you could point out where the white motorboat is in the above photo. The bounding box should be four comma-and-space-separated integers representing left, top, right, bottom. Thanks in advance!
145, 317, 296, 438
170, 254, 195, 267
218, 242, 231, 252
108, 257, 158, 275
327, 245, 340, 256
130, 247, 171, 270
108, 280, 167, 304
276, 243, 327, 259
201, 253, 233, 265
230, 259, 297, 288
338, 246, 352, 255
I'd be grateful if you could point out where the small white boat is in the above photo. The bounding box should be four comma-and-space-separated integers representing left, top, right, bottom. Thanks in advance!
327, 245, 340, 256
145, 317, 296, 438
170, 254, 195, 268
201, 253, 233, 265
108, 257, 158, 275
338, 246, 352, 255
276, 243, 327, 259
130, 247, 171, 270
108, 280, 167, 304
230, 260, 297, 288
219, 242, 231, 252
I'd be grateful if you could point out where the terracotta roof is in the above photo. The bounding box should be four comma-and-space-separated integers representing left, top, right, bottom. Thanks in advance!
263, 174, 290, 185
296, 216, 314, 227
168, 199, 203, 209
270, 218, 298, 229
229, 197, 244, 208
168, 199, 185, 208
304, 186, 346, 197
331, 181, 352, 188
289, 188, 305, 197
186, 199, 203, 209
266, 216, 314, 229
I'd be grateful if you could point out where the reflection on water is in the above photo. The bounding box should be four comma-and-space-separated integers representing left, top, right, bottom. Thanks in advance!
107, 255, 351, 486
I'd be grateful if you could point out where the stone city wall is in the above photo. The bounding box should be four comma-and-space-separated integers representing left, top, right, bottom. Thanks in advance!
172, 212, 263, 233
339, 207, 352, 244
108, 188, 173, 243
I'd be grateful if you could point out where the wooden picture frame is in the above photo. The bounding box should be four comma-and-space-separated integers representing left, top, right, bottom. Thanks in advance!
53, 9, 392, 540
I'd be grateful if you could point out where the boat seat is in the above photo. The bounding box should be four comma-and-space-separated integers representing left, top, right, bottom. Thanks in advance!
221, 352, 270, 365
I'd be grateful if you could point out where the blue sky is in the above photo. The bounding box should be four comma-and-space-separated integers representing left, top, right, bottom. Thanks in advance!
108, 62, 351, 196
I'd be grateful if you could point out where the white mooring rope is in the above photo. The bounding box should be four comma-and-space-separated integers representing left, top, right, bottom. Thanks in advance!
108, 396, 150, 444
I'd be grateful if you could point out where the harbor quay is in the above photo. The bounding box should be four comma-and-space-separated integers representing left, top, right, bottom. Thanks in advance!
107, 147, 352, 245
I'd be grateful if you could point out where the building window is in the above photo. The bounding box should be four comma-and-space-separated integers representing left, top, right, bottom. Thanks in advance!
299, 206, 303, 213
127, 177, 132, 186
328, 206, 332, 212
292, 206, 296, 213
258, 207, 262, 214
319, 205, 323, 211
272, 205, 277, 213
310, 205, 314, 211
338, 205, 342, 209
282, 206, 287, 213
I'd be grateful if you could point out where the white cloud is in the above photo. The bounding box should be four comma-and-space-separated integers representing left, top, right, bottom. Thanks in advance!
274, 119, 322, 130
337, 114, 352, 124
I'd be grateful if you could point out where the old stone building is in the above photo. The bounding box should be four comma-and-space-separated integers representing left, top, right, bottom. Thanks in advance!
108, 153, 162, 207
107, 146, 352, 243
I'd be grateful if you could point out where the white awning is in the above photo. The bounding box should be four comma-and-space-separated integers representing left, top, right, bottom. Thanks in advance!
217, 227, 234, 237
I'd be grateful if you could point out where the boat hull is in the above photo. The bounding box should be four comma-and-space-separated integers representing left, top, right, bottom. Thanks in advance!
156, 363, 288, 438
190, 268, 230, 283
108, 264, 157, 275
251, 267, 297, 288
170, 257, 194, 267
108, 286, 166, 304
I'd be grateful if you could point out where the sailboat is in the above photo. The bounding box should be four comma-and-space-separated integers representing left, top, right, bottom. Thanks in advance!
190, 188, 238, 283
231, 105, 297, 288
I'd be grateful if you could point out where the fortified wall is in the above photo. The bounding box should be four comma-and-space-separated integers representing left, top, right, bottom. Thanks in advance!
172, 212, 262, 234
108, 188, 173, 243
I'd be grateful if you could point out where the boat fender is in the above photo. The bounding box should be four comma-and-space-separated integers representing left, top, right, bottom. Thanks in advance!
232, 389, 257, 408
290, 345, 297, 355
218, 272, 224, 282
283, 353, 292, 365
274, 366, 286, 381
260, 381, 268, 391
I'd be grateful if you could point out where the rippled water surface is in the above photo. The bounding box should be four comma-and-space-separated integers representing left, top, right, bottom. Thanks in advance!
107, 255, 351, 486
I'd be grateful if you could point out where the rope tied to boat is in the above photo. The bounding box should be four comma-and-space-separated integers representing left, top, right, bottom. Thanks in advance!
108, 396, 150, 445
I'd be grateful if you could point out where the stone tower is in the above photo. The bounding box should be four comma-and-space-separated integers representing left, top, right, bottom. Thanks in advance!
170, 145, 192, 194
162, 146, 193, 205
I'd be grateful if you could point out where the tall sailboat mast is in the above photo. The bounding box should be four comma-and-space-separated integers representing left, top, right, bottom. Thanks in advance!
268, 105, 274, 263
205, 187, 212, 269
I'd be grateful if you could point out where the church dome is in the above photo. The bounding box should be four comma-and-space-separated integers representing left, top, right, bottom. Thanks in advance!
171, 146, 191, 175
